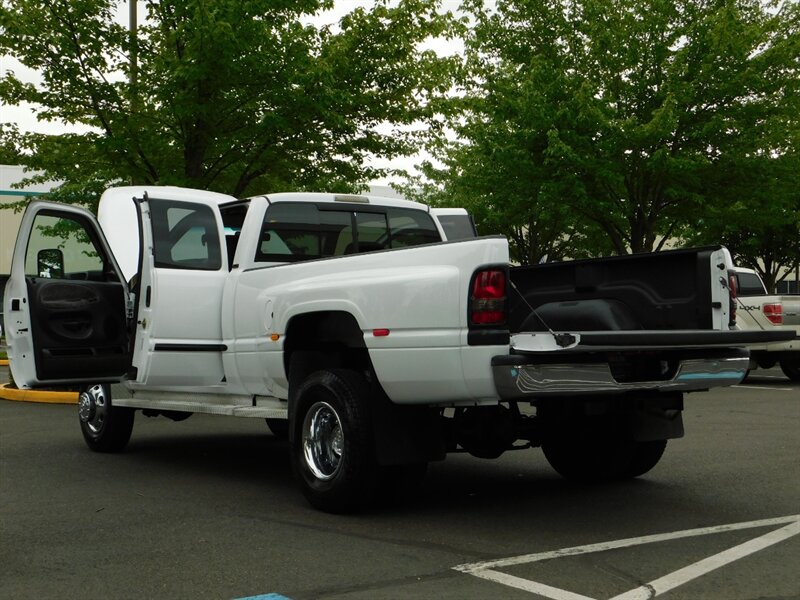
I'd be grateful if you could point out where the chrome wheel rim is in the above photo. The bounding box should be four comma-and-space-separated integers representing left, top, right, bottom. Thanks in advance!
79, 384, 108, 437
302, 401, 343, 481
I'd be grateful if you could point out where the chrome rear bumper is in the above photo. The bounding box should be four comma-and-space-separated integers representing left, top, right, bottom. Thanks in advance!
492, 353, 749, 399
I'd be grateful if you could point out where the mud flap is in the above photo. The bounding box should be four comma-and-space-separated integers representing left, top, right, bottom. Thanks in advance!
629, 392, 684, 441
369, 380, 446, 466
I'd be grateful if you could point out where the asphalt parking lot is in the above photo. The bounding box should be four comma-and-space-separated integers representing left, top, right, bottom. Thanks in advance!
1, 366, 798, 600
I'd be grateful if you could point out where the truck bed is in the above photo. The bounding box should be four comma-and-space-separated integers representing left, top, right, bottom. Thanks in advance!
492, 247, 796, 399
507, 246, 724, 333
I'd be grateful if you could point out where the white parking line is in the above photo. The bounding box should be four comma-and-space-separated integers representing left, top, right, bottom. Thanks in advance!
737, 385, 795, 391
610, 520, 800, 600
463, 570, 596, 600
454, 515, 800, 599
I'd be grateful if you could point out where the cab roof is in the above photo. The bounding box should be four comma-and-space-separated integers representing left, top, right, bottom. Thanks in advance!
254, 192, 430, 213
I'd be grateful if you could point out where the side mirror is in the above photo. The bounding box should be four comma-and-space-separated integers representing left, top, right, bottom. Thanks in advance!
37, 248, 65, 279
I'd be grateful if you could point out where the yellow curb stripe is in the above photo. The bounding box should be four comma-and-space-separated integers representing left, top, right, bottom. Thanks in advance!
0, 383, 79, 404
0, 360, 8, 366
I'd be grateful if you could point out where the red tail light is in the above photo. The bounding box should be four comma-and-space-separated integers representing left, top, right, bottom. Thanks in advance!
727, 271, 737, 327
762, 303, 783, 325
471, 269, 506, 325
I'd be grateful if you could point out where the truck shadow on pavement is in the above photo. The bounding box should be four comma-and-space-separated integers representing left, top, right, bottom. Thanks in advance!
116, 421, 677, 518
125, 428, 293, 484
382, 456, 675, 516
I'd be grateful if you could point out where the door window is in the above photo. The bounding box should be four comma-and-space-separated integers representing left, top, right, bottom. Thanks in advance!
25, 212, 107, 280
149, 199, 222, 270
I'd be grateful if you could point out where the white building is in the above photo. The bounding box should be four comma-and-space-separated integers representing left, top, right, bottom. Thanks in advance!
1, 164, 51, 274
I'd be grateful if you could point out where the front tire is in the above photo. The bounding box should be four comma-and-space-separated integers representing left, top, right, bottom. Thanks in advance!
78, 384, 134, 452
543, 438, 667, 482
290, 369, 378, 513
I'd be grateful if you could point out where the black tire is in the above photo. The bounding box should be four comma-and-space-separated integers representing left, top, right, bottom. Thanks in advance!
624, 440, 668, 478
265, 418, 289, 439
779, 359, 800, 382
78, 384, 134, 453
542, 438, 667, 482
290, 369, 378, 513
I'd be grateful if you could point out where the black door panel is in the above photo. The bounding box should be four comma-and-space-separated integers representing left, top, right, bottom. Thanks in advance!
27, 277, 130, 380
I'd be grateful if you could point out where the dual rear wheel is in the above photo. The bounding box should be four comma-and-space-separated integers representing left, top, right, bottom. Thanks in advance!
291, 369, 668, 511
542, 437, 667, 482
291, 369, 379, 512
291, 369, 429, 512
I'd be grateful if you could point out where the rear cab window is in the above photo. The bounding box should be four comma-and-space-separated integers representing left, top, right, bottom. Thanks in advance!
736, 271, 768, 296
255, 203, 440, 264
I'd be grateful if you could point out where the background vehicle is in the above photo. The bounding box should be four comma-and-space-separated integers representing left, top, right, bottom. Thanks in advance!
430, 207, 478, 240
731, 267, 800, 380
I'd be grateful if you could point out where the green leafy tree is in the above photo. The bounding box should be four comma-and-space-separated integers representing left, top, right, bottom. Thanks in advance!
416, 0, 798, 261
0, 0, 456, 209
681, 152, 800, 292
0, 124, 24, 164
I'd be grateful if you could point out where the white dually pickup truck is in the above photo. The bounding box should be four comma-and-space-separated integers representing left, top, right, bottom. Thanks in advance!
3, 186, 792, 511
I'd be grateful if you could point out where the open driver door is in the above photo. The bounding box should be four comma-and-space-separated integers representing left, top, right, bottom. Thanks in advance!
3, 201, 132, 388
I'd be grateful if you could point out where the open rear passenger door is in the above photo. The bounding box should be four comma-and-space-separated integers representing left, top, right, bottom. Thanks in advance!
2, 201, 131, 388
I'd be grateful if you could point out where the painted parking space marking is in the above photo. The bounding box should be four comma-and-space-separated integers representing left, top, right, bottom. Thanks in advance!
453, 514, 800, 599
737, 385, 795, 391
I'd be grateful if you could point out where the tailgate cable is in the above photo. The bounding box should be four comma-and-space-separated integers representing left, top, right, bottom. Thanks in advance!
509, 280, 577, 348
